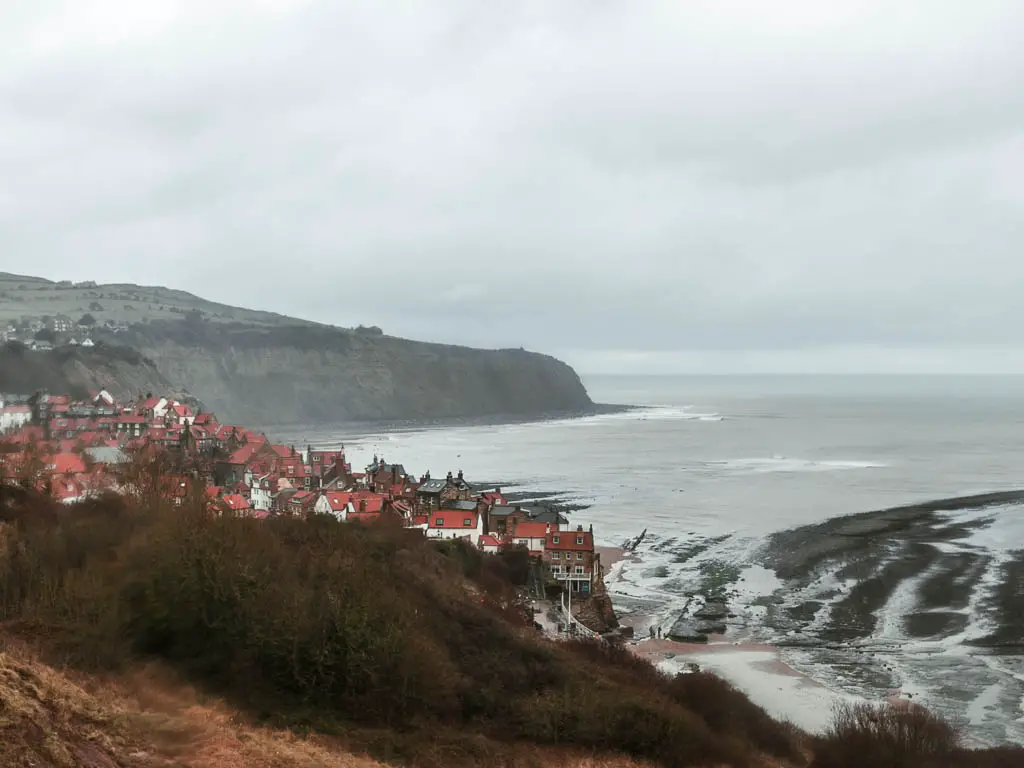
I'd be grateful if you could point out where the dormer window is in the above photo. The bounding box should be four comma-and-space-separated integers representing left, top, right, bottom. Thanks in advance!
435, 518, 444, 527
576, 536, 584, 545
552, 536, 560, 544
463, 519, 473, 527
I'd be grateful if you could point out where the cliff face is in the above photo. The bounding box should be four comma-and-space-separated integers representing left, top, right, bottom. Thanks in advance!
0, 273, 593, 426
0, 343, 178, 404
124, 321, 593, 425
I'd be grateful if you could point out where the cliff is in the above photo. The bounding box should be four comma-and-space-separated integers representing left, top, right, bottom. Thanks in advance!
0, 342, 181, 404
0, 273, 594, 425
122, 320, 593, 425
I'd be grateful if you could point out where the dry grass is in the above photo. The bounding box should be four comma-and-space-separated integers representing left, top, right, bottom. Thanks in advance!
0, 638, 662, 768
0, 641, 383, 768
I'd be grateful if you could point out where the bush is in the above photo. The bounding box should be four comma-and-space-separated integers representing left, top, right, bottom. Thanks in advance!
813, 701, 961, 767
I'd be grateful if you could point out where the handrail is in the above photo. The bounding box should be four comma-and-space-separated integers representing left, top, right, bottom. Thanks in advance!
560, 590, 599, 640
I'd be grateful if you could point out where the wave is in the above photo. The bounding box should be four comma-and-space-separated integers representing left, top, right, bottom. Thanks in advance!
531, 405, 724, 428
702, 457, 887, 474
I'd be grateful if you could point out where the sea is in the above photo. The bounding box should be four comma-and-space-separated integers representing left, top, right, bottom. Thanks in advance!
274, 374, 1024, 745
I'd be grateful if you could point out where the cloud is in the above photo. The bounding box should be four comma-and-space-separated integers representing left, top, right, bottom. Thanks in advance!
2, 1, 1024, 372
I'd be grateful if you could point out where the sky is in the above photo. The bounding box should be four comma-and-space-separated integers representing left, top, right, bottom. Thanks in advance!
3, 1, 1024, 374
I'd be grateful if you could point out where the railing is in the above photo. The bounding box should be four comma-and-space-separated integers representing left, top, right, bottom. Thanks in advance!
560, 590, 599, 640
552, 570, 592, 581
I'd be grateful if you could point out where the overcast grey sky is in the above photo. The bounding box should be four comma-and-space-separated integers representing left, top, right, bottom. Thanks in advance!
3, 1, 1024, 374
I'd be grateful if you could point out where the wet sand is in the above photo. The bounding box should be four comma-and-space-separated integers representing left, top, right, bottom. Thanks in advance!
628, 637, 851, 732
596, 545, 628, 575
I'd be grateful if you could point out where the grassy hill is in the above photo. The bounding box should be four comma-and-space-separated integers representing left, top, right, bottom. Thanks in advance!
0, 271, 311, 329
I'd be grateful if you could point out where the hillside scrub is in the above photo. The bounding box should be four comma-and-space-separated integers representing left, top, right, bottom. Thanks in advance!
0, 478, 807, 767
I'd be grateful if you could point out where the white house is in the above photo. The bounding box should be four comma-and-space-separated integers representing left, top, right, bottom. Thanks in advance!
426, 509, 483, 541
250, 475, 273, 512
478, 534, 502, 554
81, 338, 94, 347
92, 390, 115, 406
314, 491, 353, 521
0, 404, 32, 433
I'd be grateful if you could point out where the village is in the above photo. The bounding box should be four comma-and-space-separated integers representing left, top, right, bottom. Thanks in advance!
0, 389, 621, 638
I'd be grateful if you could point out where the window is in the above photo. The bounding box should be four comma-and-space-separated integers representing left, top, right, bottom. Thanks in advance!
435, 518, 444, 527
518, 539, 527, 547
551, 552, 561, 560
576, 536, 584, 545
463, 518, 473, 527
552, 536, 560, 544
577, 552, 584, 560
575, 566, 584, 574
551, 565, 563, 574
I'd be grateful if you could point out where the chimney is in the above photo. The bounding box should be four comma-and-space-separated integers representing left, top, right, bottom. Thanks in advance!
359, 498, 367, 513
457, 469, 464, 482
495, 486, 501, 495
577, 524, 583, 532
392, 465, 399, 486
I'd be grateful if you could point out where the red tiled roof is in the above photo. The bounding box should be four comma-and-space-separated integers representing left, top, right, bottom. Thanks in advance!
512, 521, 548, 539
49, 453, 86, 475
546, 529, 594, 551
428, 509, 478, 529
226, 443, 259, 465
220, 494, 250, 511
478, 534, 501, 548
321, 492, 351, 511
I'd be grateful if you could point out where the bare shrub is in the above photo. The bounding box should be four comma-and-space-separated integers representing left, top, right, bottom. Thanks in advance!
813, 700, 961, 767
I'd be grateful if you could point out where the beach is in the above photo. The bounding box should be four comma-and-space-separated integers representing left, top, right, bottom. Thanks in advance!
627, 637, 855, 733
600, 544, 860, 733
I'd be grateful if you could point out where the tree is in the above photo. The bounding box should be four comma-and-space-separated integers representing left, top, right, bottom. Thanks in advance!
33, 328, 55, 342
88, 301, 104, 312
78, 313, 97, 327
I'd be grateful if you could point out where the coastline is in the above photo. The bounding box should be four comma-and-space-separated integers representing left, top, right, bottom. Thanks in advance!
256, 403, 641, 439
599, 544, 859, 733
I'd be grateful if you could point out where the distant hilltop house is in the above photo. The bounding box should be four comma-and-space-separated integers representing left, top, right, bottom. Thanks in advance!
51, 315, 73, 333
